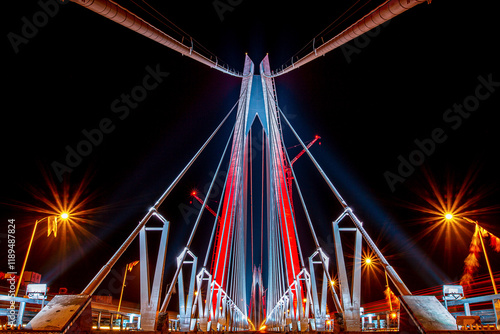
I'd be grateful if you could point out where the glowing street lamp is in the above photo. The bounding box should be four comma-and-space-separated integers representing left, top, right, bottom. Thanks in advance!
117, 260, 139, 312
444, 214, 498, 295
362, 252, 399, 311
15, 213, 70, 297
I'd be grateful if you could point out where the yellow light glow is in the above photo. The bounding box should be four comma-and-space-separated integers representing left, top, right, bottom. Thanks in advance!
365, 257, 372, 265
400, 168, 500, 258
330, 280, 336, 286
6, 170, 115, 286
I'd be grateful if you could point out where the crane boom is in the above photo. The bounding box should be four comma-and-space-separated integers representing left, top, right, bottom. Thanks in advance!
191, 191, 220, 221
286, 136, 321, 202
290, 135, 320, 166
191, 191, 226, 282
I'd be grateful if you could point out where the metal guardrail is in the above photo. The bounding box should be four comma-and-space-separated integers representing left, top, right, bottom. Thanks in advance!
361, 310, 399, 331
1, 294, 143, 330
0, 295, 45, 327
91, 307, 141, 330
444, 293, 500, 329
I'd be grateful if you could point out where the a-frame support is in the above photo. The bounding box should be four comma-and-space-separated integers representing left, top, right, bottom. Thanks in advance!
308, 249, 330, 331
332, 209, 363, 331
192, 268, 213, 331
139, 210, 170, 331
177, 249, 198, 331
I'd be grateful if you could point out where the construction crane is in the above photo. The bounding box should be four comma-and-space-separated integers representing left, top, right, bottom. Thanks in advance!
191, 190, 220, 222
190, 190, 225, 277
286, 135, 321, 199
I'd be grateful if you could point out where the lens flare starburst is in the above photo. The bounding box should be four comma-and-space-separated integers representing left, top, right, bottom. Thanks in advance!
360, 248, 386, 296
6, 168, 111, 284
402, 167, 500, 285
402, 168, 499, 251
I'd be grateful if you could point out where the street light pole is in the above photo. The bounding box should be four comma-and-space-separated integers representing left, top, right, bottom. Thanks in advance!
477, 227, 498, 294
15, 214, 69, 297
446, 214, 498, 295
117, 267, 128, 313
118, 261, 139, 313
15, 217, 43, 297
462, 217, 498, 295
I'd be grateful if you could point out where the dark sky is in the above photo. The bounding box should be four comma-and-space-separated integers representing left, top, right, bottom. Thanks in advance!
3, 0, 500, 305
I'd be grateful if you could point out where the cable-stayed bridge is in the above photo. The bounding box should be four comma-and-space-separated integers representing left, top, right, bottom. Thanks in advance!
12, 0, 498, 333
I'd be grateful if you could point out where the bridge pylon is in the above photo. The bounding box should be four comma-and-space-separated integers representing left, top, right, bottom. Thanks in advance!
24, 55, 457, 334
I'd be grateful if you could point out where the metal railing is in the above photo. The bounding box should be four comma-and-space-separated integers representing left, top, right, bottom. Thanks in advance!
91, 308, 141, 330
445, 293, 500, 329
361, 310, 399, 331
0, 294, 45, 328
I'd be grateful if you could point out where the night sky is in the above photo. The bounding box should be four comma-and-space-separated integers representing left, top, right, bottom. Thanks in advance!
3, 0, 500, 306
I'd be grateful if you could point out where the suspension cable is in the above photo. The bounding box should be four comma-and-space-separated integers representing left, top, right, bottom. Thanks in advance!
277, 111, 348, 208
268, 97, 305, 270
160, 90, 247, 312
260, 130, 265, 268
201, 123, 235, 268
132, 0, 237, 72
70, 0, 244, 78
280, 128, 344, 313
155, 95, 240, 211
284, 0, 369, 68
83, 91, 239, 297
249, 128, 254, 267
270, 0, 428, 77
261, 77, 346, 311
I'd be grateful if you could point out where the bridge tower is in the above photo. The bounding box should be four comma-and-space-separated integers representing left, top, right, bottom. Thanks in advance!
22, 1, 461, 333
